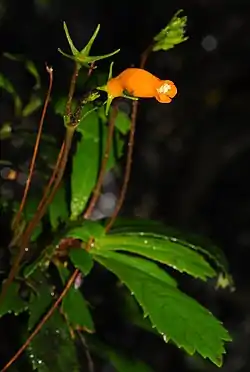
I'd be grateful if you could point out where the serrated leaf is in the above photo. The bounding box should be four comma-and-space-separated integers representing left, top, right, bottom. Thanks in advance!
111, 218, 233, 288
57, 265, 95, 332
96, 234, 216, 281
49, 184, 68, 230
28, 273, 54, 330
27, 309, 80, 372
0, 282, 28, 317
69, 248, 93, 276
93, 250, 232, 367
153, 10, 188, 52
92, 249, 177, 287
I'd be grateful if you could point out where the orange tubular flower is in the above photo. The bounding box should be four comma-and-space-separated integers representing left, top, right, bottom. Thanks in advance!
107, 68, 177, 103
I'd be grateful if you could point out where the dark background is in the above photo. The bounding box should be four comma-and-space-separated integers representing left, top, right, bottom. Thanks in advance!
0, 0, 250, 371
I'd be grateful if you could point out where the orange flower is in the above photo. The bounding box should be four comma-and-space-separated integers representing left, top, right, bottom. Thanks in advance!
107, 68, 177, 103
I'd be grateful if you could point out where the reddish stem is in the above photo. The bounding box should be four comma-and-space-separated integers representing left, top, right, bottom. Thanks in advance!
12, 65, 53, 230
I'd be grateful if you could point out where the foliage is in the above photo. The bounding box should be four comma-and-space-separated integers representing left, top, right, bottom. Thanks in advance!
0, 10, 233, 372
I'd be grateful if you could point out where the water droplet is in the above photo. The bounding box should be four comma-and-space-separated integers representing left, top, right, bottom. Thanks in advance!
25, 247, 29, 252
131, 292, 134, 295
144, 240, 148, 244
170, 238, 177, 242
163, 334, 169, 343
50, 291, 55, 297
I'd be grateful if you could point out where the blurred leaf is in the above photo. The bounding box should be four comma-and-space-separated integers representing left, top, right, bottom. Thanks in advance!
0, 123, 12, 139
53, 96, 77, 117
49, 184, 68, 230
96, 234, 216, 281
22, 196, 43, 241
23, 246, 56, 279
59, 22, 120, 67
0, 282, 28, 317
65, 220, 105, 241
107, 350, 153, 372
153, 10, 188, 52
0, 73, 22, 116
69, 248, 93, 276
114, 109, 131, 135
22, 94, 42, 117
93, 250, 232, 367
110, 218, 233, 288
3, 53, 41, 89
58, 265, 95, 332
27, 309, 80, 372
28, 272, 53, 330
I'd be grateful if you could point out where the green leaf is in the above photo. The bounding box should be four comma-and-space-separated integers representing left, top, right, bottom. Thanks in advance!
122, 291, 158, 335
0, 73, 22, 116
92, 250, 177, 287
57, 265, 95, 332
65, 220, 105, 241
71, 108, 124, 219
27, 309, 80, 372
114, 109, 131, 135
59, 22, 120, 67
49, 184, 68, 230
23, 245, 56, 279
22, 93, 42, 117
3, 53, 41, 89
70, 110, 100, 219
153, 10, 188, 52
22, 196, 43, 241
96, 234, 216, 281
93, 250, 232, 367
69, 248, 93, 276
107, 350, 153, 372
28, 272, 54, 330
111, 218, 233, 289
53, 96, 77, 117
0, 282, 28, 317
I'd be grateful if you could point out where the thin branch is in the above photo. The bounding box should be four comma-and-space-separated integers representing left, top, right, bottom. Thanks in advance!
66, 63, 79, 117
1, 269, 79, 372
83, 106, 117, 219
77, 330, 95, 372
105, 45, 153, 233
105, 102, 137, 232
12, 65, 53, 230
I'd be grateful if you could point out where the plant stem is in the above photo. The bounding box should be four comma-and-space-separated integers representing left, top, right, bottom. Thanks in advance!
0, 269, 79, 372
12, 65, 53, 231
